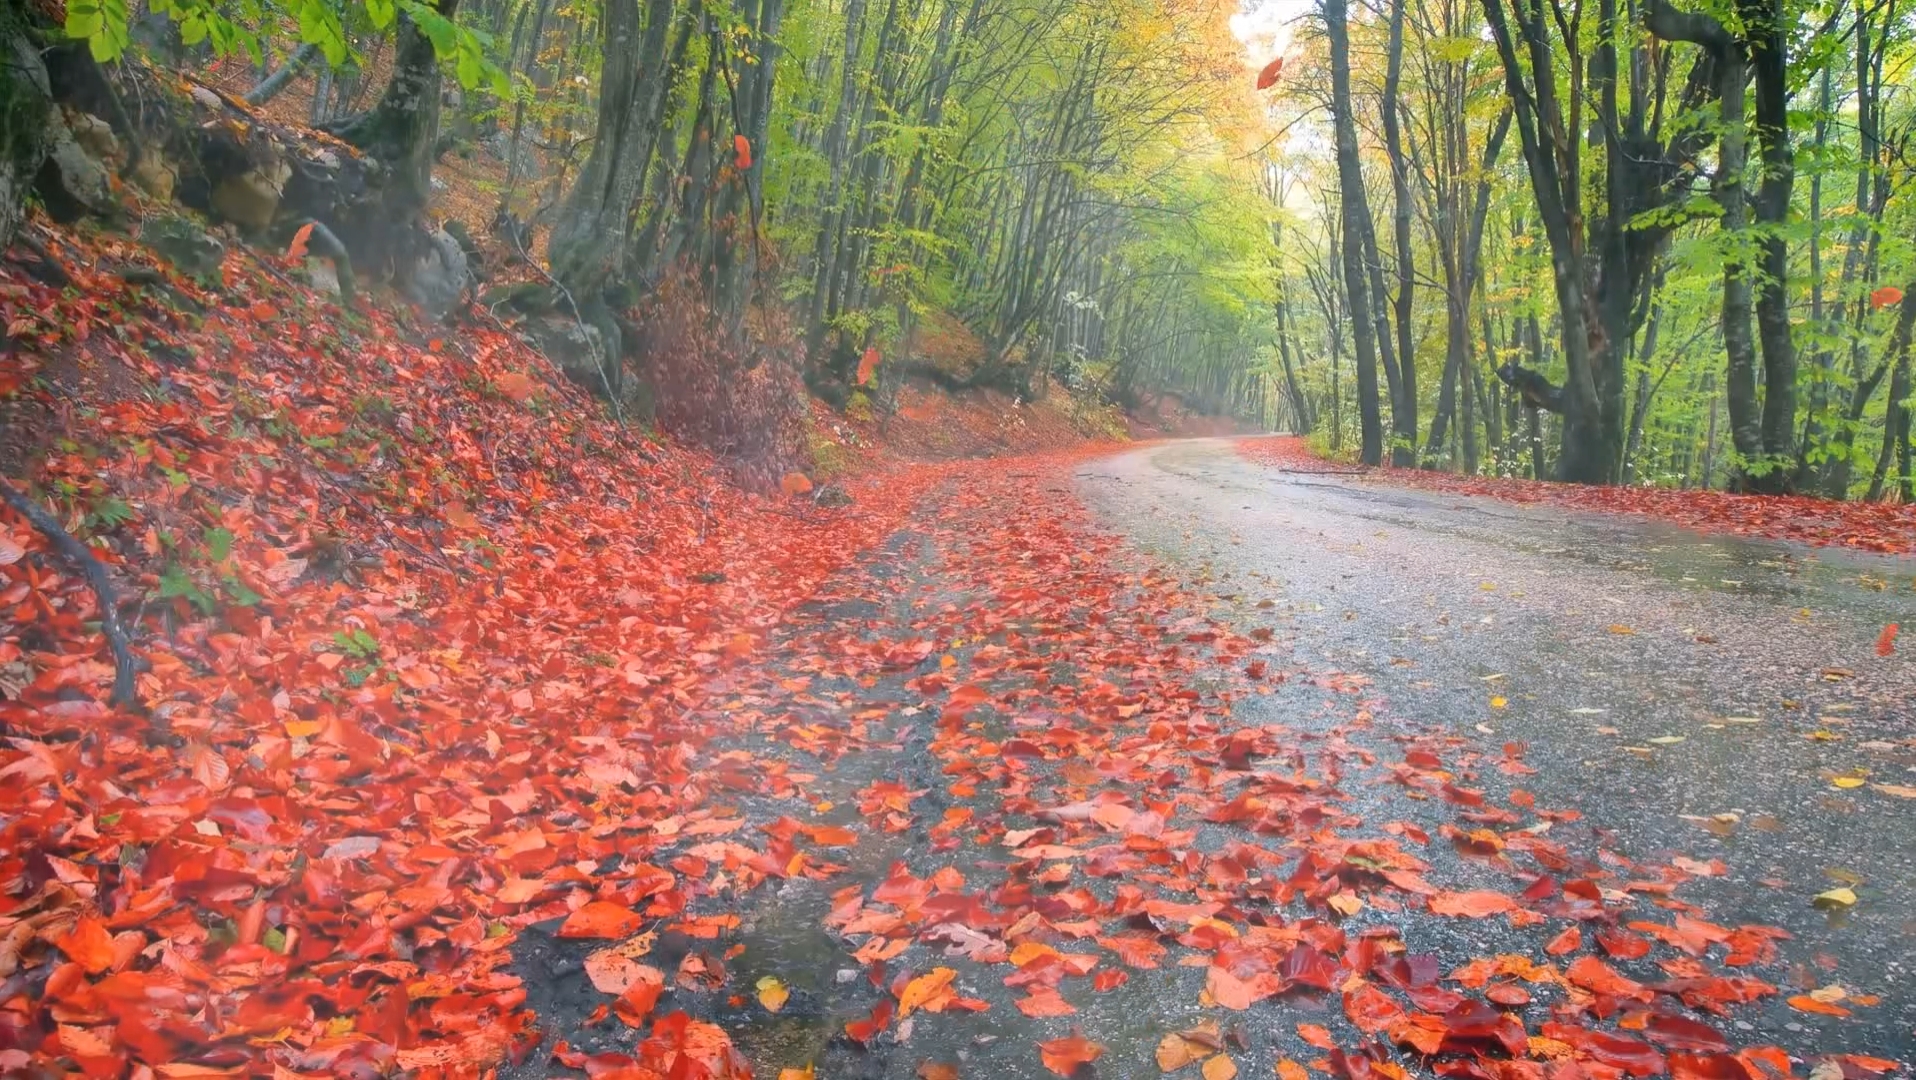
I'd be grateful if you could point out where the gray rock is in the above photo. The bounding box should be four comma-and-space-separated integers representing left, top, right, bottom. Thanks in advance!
306, 257, 341, 297
211, 157, 290, 230
483, 131, 539, 178
815, 483, 854, 508
403, 227, 471, 320
41, 109, 111, 215
140, 215, 226, 283
521, 315, 614, 395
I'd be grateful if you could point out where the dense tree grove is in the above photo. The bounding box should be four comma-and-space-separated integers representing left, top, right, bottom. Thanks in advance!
24, 0, 1916, 496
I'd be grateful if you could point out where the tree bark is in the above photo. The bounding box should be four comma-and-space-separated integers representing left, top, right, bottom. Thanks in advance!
1326, 0, 1385, 465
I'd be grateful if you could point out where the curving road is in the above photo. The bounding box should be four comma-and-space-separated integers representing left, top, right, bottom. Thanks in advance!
1077, 437, 1916, 1051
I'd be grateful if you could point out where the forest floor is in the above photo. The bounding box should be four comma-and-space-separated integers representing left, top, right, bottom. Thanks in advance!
3, 217, 1911, 1080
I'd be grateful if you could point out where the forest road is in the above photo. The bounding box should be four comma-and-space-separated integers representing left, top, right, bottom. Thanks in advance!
1078, 437, 1916, 1050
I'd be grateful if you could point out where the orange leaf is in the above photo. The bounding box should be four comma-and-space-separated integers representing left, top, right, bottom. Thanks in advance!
898, 967, 958, 1017
1202, 1056, 1238, 1080
250, 301, 277, 322
846, 999, 894, 1043
1038, 1034, 1105, 1077
734, 134, 753, 170
285, 221, 315, 263
1297, 1024, 1335, 1050
1256, 56, 1284, 89
495, 372, 538, 402
52, 916, 115, 974
1278, 1060, 1311, 1080
857, 346, 882, 386
1870, 285, 1905, 310
558, 900, 646, 940
1544, 925, 1582, 955
1428, 890, 1516, 917
1016, 986, 1076, 1017
1876, 623, 1898, 657
1786, 994, 1851, 1017
781, 472, 814, 496
613, 966, 666, 1026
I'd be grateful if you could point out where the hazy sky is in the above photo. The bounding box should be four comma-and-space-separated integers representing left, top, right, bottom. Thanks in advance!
1230, 0, 1315, 57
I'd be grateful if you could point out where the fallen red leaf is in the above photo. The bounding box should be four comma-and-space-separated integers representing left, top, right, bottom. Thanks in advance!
1038, 1033, 1105, 1077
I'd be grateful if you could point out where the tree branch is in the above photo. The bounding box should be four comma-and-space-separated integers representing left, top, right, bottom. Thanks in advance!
0, 478, 143, 709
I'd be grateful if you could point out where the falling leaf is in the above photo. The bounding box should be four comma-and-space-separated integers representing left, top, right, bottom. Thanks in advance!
781, 472, 814, 497
857, 346, 882, 386
1277, 1061, 1310, 1080
1255, 56, 1284, 89
1297, 1024, 1335, 1050
1870, 285, 1904, 310
1874, 783, 1916, 799
1648, 735, 1686, 745
1831, 776, 1866, 789
779, 1068, 817, 1080
1811, 887, 1856, 909
445, 502, 480, 530
285, 221, 315, 262
1607, 624, 1635, 635
1876, 623, 1898, 656
734, 134, 753, 170
1490, 696, 1508, 709
757, 975, 790, 1012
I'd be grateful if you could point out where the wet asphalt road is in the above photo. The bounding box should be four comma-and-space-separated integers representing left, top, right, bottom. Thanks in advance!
1076, 438, 1916, 1052
510, 438, 1916, 1078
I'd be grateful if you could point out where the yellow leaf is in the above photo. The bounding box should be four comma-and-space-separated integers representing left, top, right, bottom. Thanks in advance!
1202, 1055, 1239, 1080
778, 1067, 816, 1080
898, 967, 958, 1017
1811, 887, 1856, 909
1489, 696, 1507, 709
283, 719, 323, 738
757, 975, 790, 1013
1831, 776, 1866, 789
1607, 624, 1635, 635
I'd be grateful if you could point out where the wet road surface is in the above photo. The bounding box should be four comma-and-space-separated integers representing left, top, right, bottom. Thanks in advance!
509, 438, 1916, 1079
1077, 439, 1916, 1049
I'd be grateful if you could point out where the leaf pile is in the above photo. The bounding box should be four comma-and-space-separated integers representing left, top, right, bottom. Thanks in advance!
1236, 437, 1916, 556
0, 225, 933, 1075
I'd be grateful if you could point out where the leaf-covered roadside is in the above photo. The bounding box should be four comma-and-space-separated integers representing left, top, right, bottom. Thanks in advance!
1236, 437, 1916, 556
0, 226, 937, 1076
527, 461, 1902, 1079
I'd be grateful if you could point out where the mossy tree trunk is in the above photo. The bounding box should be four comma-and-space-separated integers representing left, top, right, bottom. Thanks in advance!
0, 27, 54, 251
327, 0, 460, 223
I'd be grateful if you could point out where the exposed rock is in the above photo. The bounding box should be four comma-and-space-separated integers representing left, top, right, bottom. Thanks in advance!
521, 315, 614, 396
306, 257, 341, 297
64, 108, 118, 163
211, 157, 291, 230
140, 215, 226, 283
403, 226, 471, 320
483, 131, 538, 179
130, 154, 176, 201
815, 483, 854, 508
37, 107, 112, 219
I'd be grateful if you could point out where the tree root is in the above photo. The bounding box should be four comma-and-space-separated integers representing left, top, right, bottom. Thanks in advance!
0, 477, 144, 709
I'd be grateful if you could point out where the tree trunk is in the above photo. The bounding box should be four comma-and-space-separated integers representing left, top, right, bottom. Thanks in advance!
1382, 0, 1416, 465
328, 0, 461, 223
1326, 0, 1384, 466
1739, 0, 1796, 489
0, 32, 53, 252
